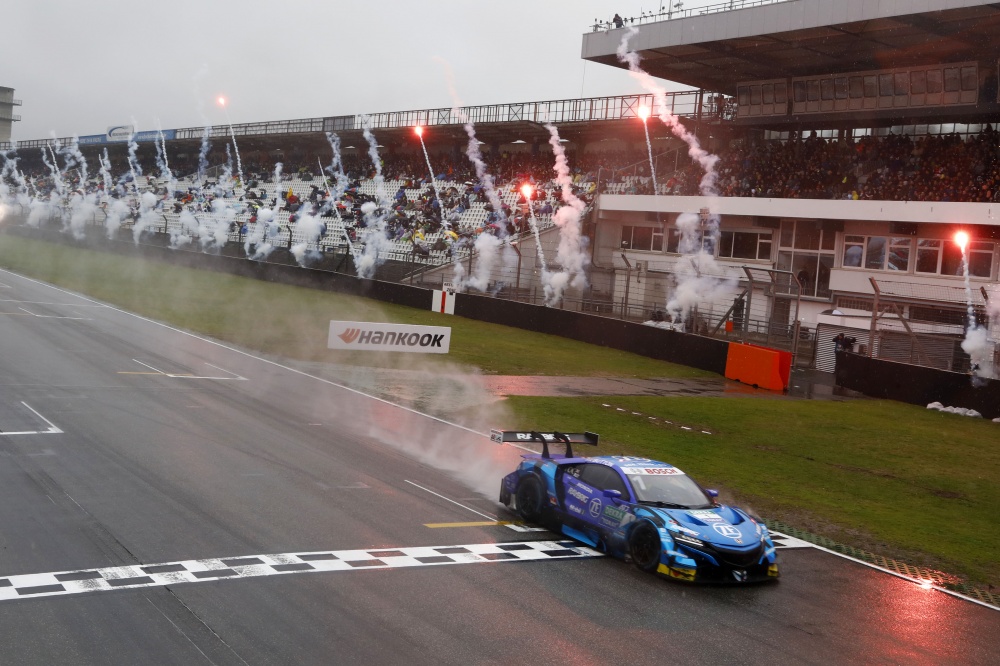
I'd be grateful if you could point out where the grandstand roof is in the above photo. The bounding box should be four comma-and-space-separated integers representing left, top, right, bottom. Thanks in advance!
582, 0, 1000, 95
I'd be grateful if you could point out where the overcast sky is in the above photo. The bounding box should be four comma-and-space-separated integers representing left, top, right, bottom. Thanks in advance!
2, 0, 723, 141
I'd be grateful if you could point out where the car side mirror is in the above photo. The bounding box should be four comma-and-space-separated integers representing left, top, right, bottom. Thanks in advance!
603, 489, 622, 499
705, 489, 719, 498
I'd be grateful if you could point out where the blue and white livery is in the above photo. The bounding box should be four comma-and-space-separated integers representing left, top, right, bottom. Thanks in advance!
495, 430, 779, 583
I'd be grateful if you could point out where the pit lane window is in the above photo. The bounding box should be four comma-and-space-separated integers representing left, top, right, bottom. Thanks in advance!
626, 473, 713, 509
718, 230, 772, 261
916, 238, 994, 277
842, 235, 911, 272
621, 225, 663, 252
577, 464, 629, 496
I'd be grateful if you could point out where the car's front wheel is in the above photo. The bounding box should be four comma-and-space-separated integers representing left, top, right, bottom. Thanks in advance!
629, 521, 662, 573
515, 475, 545, 523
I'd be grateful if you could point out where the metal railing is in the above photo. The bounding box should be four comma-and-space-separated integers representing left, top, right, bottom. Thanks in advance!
0, 91, 721, 151
588, 0, 796, 32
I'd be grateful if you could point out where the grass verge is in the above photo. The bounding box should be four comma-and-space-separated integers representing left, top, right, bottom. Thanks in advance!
2, 232, 998, 589
0, 234, 709, 378
503, 395, 1000, 587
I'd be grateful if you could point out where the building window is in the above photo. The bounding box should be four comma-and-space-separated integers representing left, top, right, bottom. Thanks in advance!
842, 236, 911, 271
927, 69, 943, 94
777, 220, 835, 298
621, 225, 663, 252
665, 228, 711, 254
718, 230, 772, 261
915, 238, 993, 277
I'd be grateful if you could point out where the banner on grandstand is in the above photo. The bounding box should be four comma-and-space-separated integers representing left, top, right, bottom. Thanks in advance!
77, 128, 176, 146
328, 321, 451, 354
107, 125, 135, 142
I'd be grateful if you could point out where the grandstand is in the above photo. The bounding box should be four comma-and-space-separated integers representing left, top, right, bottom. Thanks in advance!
3, 0, 1000, 375
583, 0, 1000, 374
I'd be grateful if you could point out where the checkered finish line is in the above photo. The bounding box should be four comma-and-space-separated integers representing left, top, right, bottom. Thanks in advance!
0, 541, 601, 603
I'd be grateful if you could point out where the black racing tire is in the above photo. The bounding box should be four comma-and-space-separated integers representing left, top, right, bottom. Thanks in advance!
515, 475, 545, 523
629, 521, 662, 573
499, 480, 511, 507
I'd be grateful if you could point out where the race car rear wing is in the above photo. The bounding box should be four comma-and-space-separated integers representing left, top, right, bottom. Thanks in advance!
490, 430, 599, 459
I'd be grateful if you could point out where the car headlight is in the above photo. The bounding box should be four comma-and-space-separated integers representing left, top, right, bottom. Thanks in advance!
671, 531, 704, 548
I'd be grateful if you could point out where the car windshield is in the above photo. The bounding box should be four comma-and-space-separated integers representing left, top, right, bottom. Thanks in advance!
626, 472, 713, 509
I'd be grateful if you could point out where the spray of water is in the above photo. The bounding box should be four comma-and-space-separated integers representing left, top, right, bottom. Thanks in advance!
542, 123, 590, 306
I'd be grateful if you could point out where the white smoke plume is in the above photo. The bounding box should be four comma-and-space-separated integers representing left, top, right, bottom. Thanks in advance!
245, 162, 282, 260
354, 123, 393, 279
436, 56, 515, 293
617, 27, 733, 326
542, 122, 589, 306
132, 191, 160, 243
617, 27, 719, 196
290, 203, 324, 267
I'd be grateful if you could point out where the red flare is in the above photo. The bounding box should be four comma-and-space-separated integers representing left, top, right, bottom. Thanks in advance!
954, 231, 969, 251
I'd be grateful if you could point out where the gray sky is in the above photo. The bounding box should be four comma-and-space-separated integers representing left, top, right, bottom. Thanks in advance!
3, 0, 721, 141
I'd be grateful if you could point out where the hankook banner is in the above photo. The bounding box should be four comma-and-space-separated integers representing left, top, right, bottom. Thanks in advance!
328, 321, 451, 354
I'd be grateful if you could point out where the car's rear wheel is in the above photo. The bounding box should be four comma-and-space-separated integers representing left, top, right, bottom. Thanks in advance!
629, 521, 662, 573
515, 475, 545, 523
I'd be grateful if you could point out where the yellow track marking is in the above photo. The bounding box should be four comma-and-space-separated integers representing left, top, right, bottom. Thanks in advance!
424, 521, 514, 528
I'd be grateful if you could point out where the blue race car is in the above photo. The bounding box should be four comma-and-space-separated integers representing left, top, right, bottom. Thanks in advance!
494, 429, 779, 583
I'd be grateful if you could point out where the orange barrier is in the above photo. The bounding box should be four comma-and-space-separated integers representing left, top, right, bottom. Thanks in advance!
725, 342, 790, 391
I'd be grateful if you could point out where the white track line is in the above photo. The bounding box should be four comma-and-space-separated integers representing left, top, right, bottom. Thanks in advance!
0, 402, 63, 436
405, 480, 547, 532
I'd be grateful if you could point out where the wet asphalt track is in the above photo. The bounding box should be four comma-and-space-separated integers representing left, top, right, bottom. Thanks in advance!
0, 267, 996, 665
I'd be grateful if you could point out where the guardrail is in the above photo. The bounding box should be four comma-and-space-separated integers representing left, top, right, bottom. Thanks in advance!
587, 0, 795, 32
0, 90, 724, 151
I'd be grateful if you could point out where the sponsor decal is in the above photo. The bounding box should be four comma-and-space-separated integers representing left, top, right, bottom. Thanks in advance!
621, 466, 685, 476
588, 498, 602, 517
107, 124, 135, 141
568, 504, 585, 515
599, 505, 633, 528
713, 524, 742, 540
567, 487, 589, 503
338, 328, 361, 344
328, 321, 451, 354
688, 510, 724, 523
